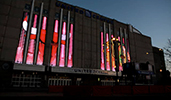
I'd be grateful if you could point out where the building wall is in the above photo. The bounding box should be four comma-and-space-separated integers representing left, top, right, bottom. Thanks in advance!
153, 47, 166, 72
0, 0, 155, 71
0, 0, 29, 62
129, 27, 154, 65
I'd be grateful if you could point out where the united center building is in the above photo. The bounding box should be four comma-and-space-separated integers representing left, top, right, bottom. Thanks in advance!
0, 0, 159, 87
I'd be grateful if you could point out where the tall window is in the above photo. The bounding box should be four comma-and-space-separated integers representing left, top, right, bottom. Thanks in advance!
118, 36, 123, 71
111, 35, 116, 71
59, 22, 66, 67
15, 12, 29, 64
106, 33, 110, 71
50, 20, 59, 66
26, 14, 38, 64
36, 16, 47, 65
100, 32, 105, 70
122, 38, 126, 64
127, 36, 131, 62
67, 24, 73, 67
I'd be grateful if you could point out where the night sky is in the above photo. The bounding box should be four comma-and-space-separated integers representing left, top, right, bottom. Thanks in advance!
60, 0, 171, 49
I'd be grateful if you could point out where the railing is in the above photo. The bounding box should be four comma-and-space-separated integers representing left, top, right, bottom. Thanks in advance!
48, 78, 72, 86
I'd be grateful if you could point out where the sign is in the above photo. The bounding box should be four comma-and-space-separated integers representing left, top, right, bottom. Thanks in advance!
56, 2, 114, 24
51, 67, 117, 76
137, 71, 153, 75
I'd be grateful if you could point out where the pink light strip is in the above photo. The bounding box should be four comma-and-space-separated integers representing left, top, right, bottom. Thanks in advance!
33, 15, 37, 28
67, 24, 73, 68
26, 15, 38, 64
15, 13, 28, 63
54, 20, 58, 33
42, 17, 47, 30
59, 22, 66, 67
101, 32, 105, 70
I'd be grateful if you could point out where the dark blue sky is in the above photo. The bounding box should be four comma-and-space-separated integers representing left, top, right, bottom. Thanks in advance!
60, 0, 171, 49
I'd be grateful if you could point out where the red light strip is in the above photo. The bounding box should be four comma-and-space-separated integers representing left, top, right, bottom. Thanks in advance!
50, 20, 59, 66
36, 17, 47, 65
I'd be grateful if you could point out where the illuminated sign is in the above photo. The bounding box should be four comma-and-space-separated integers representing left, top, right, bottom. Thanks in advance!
51, 67, 117, 76
56, 2, 114, 24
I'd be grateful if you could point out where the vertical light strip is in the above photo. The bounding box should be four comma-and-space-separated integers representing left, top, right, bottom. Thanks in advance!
59, 22, 66, 67
65, 11, 70, 67
118, 43, 122, 71
67, 24, 73, 67
56, 9, 63, 66
100, 32, 105, 70
111, 35, 116, 71
26, 14, 38, 64
124, 29, 128, 62
50, 20, 59, 66
122, 41, 126, 63
126, 30, 131, 62
34, 2, 44, 65
23, 0, 35, 64
36, 16, 47, 65
119, 27, 123, 71
127, 39, 131, 62
106, 33, 110, 71
15, 12, 29, 63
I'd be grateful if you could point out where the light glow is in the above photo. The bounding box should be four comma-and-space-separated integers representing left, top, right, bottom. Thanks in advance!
111, 35, 116, 71
106, 33, 110, 71
15, 12, 29, 63
127, 39, 131, 62
122, 46, 126, 63
100, 32, 105, 70
118, 36, 123, 71
26, 15, 38, 64
50, 20, 59, 66
67, 24, 73, 67
37, 17, 47, 65
122, 38, 126, 63
59, 22, 66, 67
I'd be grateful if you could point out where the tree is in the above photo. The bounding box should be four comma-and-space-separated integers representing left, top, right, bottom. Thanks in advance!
163, 38, 171, 72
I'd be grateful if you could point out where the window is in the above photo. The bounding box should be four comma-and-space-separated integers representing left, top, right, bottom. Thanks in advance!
59, 22, 66, 67
26, 14, 39, 64
36, 16, 47, 65
50, 20, 59, 66
100, 32, 105, 70
15, 12, 29, 64
67, 24, 74, 67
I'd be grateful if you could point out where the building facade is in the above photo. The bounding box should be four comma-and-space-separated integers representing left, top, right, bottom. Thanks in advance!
0, 0, 160, 87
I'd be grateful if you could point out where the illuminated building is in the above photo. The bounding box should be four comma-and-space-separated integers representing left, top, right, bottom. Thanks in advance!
0, 0, 160, 87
